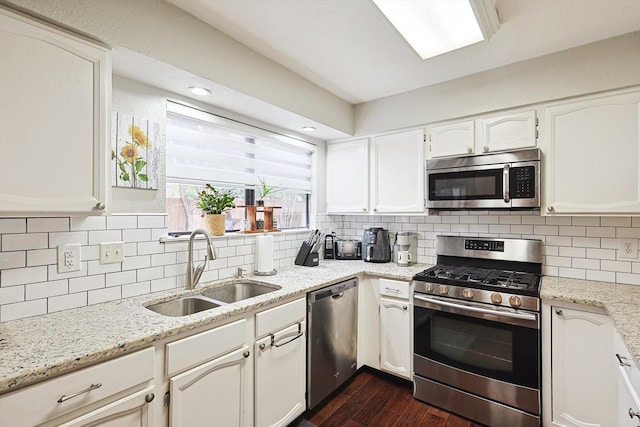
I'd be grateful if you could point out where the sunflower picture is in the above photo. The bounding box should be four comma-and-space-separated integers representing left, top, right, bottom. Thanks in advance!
111, 113, 159, 189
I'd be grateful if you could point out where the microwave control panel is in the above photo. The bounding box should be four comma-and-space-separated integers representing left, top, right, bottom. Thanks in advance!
510, 166, 536, 199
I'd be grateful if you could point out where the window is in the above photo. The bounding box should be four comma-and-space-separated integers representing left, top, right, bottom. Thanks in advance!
166, 102, 313, 233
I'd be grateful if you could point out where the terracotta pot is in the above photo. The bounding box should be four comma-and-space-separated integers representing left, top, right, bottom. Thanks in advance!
203, 213, 225, 236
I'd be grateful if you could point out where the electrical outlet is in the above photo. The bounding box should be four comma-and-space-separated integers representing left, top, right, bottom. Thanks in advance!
58, 244, 81, 273
99, 241, 125, 264
619, 238, 638, 260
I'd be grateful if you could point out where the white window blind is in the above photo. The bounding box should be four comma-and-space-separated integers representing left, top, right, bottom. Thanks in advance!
166, 102, 313, 192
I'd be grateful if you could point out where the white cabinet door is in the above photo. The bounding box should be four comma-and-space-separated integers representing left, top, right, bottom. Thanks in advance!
370, 129, 425, 214
427, 120, 475, 158
326, 139, 369, 213
615, 331, 640, 427
357, 278, 380, 370
544, 90, 640, 215
255, 321, 306, 427
57, 387, 155, 427
169, 345, 251, 427
481, 110, 537, 153
0, 7, 110, 215
379, 297, 412, 379
547, 304, 616, 427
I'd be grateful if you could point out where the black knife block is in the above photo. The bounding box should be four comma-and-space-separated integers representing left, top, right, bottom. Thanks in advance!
295, 241, 319, 267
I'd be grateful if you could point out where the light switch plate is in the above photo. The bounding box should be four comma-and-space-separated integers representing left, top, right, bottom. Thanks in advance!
58, 244, 81, 273
99, 241, 125, 264
619, 238, 638, 260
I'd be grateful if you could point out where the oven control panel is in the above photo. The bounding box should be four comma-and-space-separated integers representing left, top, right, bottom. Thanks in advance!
465, 239, 504, 252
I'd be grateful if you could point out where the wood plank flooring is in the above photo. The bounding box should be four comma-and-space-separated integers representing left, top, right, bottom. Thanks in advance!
291, 369, 485, 427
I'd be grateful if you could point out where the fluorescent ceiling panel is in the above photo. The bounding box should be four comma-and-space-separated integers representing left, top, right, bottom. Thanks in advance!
373, 0, 499, 60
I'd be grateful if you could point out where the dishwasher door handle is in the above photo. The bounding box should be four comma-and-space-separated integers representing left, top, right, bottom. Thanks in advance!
332, 292, 345, 299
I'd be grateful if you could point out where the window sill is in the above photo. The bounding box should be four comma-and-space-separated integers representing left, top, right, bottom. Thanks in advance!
159, 228, 310, 243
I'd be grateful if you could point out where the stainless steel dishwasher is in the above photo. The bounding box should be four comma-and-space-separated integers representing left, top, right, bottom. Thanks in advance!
307, 277, 358, 409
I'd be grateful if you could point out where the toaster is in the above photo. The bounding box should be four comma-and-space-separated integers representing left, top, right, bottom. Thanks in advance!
335, 240, 362, 260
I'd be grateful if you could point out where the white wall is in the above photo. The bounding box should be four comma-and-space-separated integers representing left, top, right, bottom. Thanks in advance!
353, 31, 640, 136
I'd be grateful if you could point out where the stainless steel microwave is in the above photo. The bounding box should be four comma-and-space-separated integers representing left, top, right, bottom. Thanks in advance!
426, 148, 541, 209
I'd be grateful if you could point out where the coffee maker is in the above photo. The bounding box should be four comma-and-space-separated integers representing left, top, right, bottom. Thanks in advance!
393, 232, 418, 266
362, 227, 391, 263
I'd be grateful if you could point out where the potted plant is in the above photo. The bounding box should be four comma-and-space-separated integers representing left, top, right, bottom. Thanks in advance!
256, 175, 281, 207
197, 184, 236, 236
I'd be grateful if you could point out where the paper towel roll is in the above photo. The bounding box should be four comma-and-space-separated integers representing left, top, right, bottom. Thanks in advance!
256, 234, 274, 273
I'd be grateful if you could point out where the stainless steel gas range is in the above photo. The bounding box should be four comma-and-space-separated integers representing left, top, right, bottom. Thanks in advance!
412, 235, 542, 427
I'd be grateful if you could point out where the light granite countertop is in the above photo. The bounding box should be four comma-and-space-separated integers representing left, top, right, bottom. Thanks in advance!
2, 264, 639, 396
541, 276, 640, 367
0, 260, 427, 394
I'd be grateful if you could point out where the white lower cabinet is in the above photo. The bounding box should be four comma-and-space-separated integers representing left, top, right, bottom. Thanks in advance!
357, 277, 380, 370
378, 278, 412, 380
0, 347, 155, 427
543, 301, 616, 427
169, 345, 251, 427
254, 298, 306, 427
615, 331, 640, 427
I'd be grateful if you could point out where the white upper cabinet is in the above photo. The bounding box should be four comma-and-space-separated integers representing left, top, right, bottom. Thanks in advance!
481, 110, 537, 153
544, 89, 640, 215
326, 139, 369, 214
0, 7, 110, 215
428, 111, 537, 158
370, 129, 425, 214
427, 119, 475, 158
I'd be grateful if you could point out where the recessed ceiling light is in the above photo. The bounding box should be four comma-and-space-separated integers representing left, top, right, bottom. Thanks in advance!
301, 126, 316, 132
373, 0, 499, 60
188, 86, 212, 96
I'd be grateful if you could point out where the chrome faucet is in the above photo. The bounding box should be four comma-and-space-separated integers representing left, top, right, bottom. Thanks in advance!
186, 229, 217, 290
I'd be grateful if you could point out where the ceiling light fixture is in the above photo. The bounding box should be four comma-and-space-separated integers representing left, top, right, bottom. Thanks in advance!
188, 86, 212, 96
301, 126, 316, 132
372, 0, 500, 60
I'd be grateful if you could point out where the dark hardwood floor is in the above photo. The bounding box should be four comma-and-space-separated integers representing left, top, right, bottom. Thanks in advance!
291, 369, 485, 427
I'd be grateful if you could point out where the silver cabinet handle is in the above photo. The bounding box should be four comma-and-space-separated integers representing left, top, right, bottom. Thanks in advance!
403, 305, 408, 311
617, 353, 632, 367
273, 331, 304, 348
483, 146, 489, 153
243, 350, 250, 358
384, 287, 400, 294
630, 408, 640, 419
373, 208, 378, 212
547, 206, 555, 213
362, 208, 367, 212
145, 393, 155, 403
94, 202, 105, 211
467, 147, 473, 153
259, 343, 266, 351
556, 309, 563, 316
503, 164, 510, 203
57, 383, 102, 403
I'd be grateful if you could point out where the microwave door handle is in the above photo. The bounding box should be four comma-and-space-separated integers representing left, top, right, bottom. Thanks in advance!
503, 164, 510, 203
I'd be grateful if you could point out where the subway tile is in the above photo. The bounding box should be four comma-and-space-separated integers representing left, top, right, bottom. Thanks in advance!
542, 265, 559, 276
489, 225, 511, 234
0, 218, 26, 234
87, 260, 121, 275
499, 216, 522, 225
1, 266, 47, 287
586, 270, 616, 283
545, 216, 572, 226
616, 228, 640, 239
70, 216, 106, 231
511, 225, 534, 235
433, 224, 451, 233
572, 258, 600, 270
48, 292, 87, 313
601, 238, 620, 249
26, 249, 56, 267
533, 225, 558, 236
25, 279, 68, 300
441, 217, 460, 224
559, 226, 586, 237
82, 245, 100, 261
572, 217, 600, 226
69, 275, 105, 293
137, 215, 166, 229
521, 216, 546, 225
587, 227, 615, 238
137, 266, 164, 282
124, 242, 137, 257
27, 218, 69, 233
151, 278, 176, 293
107, 215, 138, 230
601, 217, 632, 227
151, 252, 177, 267
88, 230, 123, 245
49, 231, 88, 247
587, 248, 616, 260
138, 241, 165, 255
0, 286, 24, 305
543, 246, 558, 256
47, 263, 87, 281
0, 299, 47, 322
122, 281, 151, 298
559, 247, 585, 258
616, 273, 640, 286
478, 216, 499, 224
469, 224, 489, 234
217, 247, 236, 258
0, 251, 26, 269
459, 216, 479, 224
106, 271, 137, 287
558, 267, 585, 280
88, 287, 121, 305
3, 234, 48, 251
601, 260, 632, 273
123, 229, 152, 243
545, 235, 572, 246
572, 237, 601, 248
545, 256, 572, 268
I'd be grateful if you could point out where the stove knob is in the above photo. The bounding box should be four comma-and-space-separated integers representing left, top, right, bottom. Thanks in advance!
424, 283, 434, 293
438, 285, 449, 295
509, 295, 522, 308
490, 292, 503, 305
462, 288, 474, 299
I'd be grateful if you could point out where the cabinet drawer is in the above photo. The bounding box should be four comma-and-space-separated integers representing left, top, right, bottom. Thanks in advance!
0, 347, 153, 427
256, 298, 306, 338
379, 278, 410, 299
166, 319, 246, 376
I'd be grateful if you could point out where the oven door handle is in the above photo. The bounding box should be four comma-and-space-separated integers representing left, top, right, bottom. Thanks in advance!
503, 164, 510, 203
414, 294, 538, 328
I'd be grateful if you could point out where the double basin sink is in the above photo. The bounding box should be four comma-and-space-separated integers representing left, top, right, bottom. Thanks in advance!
146, 282, 281, 317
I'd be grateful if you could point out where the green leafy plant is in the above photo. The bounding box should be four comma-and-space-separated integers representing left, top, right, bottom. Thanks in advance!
197, 184, 236, 214
256, 175, 282, 200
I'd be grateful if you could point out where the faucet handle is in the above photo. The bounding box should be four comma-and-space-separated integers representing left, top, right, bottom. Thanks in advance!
237, 267, 246, 278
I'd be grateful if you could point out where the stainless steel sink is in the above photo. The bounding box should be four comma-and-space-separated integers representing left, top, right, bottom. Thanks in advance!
146, 296, 221, 317
200, 282, 281, 303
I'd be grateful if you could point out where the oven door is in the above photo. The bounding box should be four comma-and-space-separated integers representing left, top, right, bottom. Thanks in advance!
413, 293, 540, 414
